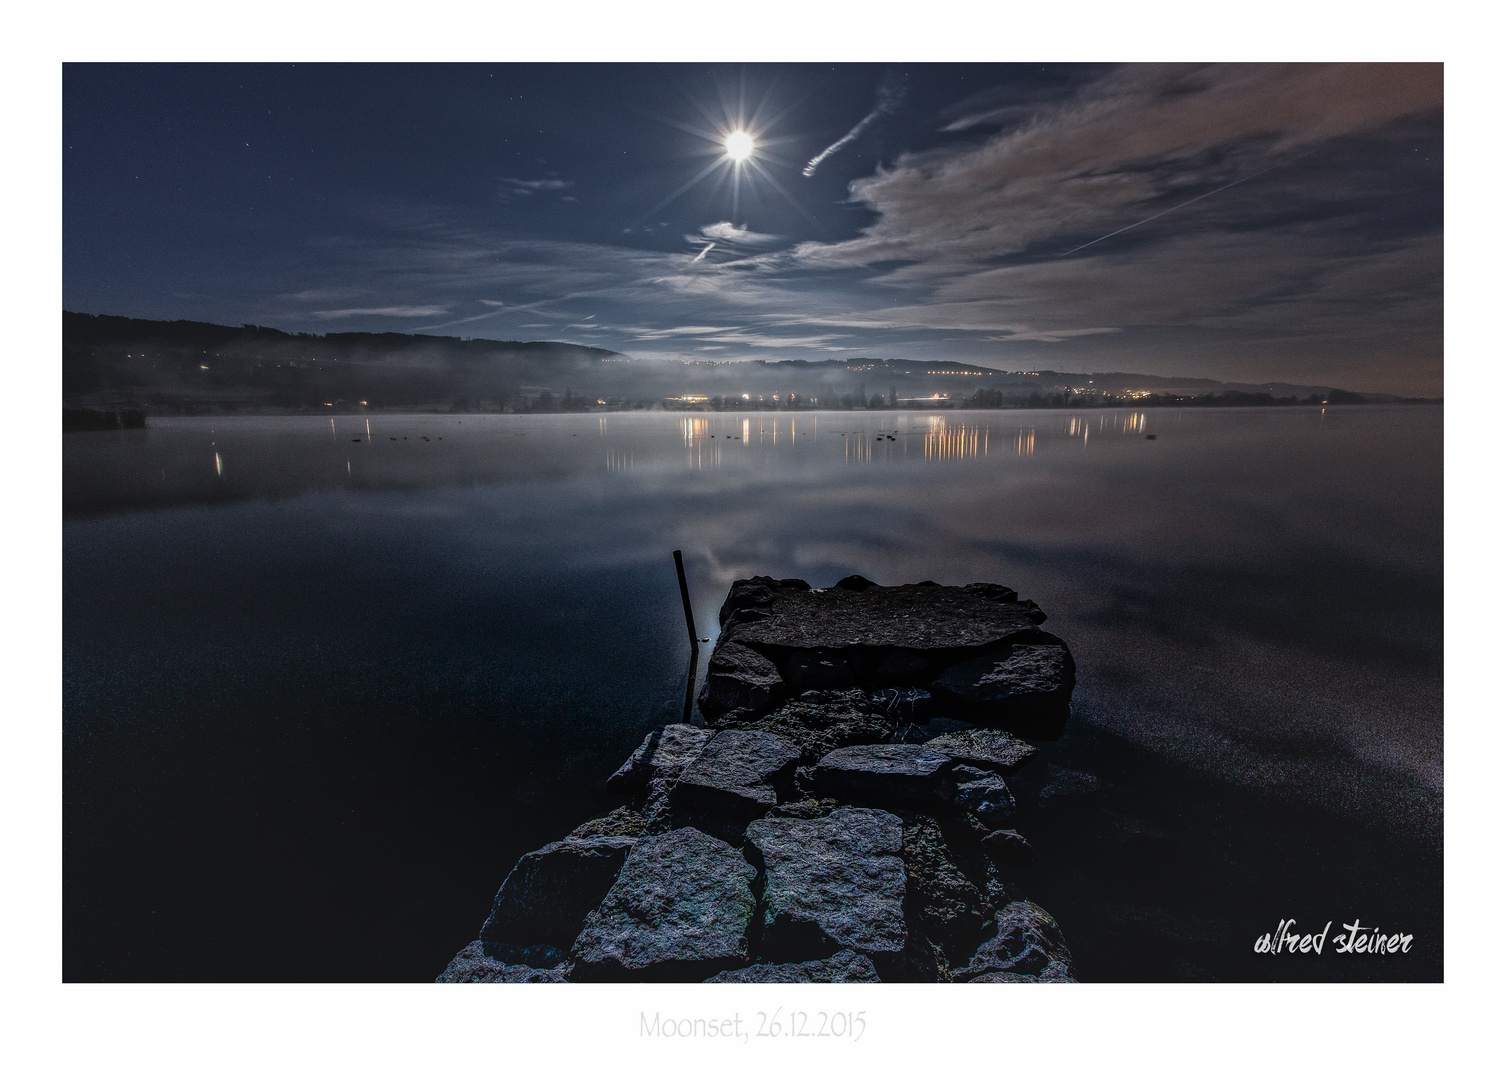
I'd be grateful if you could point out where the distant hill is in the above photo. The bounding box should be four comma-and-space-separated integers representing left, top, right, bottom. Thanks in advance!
63, 312, 1434, 414
63, 312, 629, 414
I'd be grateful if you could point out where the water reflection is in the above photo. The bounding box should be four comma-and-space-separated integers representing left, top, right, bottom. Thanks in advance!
62, 408, 1352, 517
923, 416, 985, 461
63, 403, 1443, 981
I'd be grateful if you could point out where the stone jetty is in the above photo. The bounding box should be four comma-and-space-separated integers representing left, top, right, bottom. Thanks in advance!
438, 575, 1078, 984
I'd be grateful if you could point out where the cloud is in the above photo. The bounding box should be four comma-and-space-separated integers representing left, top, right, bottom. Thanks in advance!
498, 177, 574, 200
701, 329, 850, 350
986, 327, 1121, 343
310, 305, 452, 319
685, 222, 783, 262
280, 287, 362, 302
411, 310, 513, 332
250, 67, 1438, 395
705, 221, 778, 243
795, 64, 1441, 272
625, 325, 741, 340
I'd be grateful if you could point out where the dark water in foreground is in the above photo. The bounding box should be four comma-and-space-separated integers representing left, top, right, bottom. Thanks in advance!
63, 407, 1443, 981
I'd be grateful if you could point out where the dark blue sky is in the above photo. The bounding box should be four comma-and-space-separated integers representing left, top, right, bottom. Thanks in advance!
64, 63, 1443, 395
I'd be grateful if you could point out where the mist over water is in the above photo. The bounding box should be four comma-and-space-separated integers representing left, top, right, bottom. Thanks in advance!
63, 406, 1442, 980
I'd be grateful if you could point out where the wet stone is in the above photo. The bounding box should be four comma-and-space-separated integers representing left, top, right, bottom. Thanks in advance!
720, 579, 1049, 654
814, 744, 955, 807
703, 949, 881, 983
981, 829, 1035, 868
955, 901, 1076, 982
745, 808, 908, 963
716, 575, 807, 626
480, 835, 636, 949
953, 766, 1018, 830
865, 686, 937, 722
568, 805, 647, 841
924, 729, 1038, 775
606, 724, 713, 803
436, 940, 567, 983
930, 642, 1075, 732
697, 641, 788, 718
568, 828, 758, 982
900, 814, 991, 966
711, 689, 901, 765
670, 729, 801, 819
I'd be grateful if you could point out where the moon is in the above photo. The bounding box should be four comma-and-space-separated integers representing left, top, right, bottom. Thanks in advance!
725, 130, 754, 162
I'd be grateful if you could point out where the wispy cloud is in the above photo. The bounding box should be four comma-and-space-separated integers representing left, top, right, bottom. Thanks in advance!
498, 177, 574, 201
702, 329, 850, 350
686, 221, 782, 263
411, 310, 512, 332
625, 325, 742, 340
795, 64, 1442, 272
310, 305, 452, 319
698, 222, 780, 245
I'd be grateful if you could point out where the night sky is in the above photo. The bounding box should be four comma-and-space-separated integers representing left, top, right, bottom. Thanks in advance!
63, 63, 1442, 396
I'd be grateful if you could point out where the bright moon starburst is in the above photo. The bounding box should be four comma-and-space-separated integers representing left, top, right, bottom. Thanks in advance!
634, 82, 813, 233
725, 130, 754, 162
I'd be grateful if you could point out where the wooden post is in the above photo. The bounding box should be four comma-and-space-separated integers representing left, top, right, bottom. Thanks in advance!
673, 550, 698, 656
674, 550, 699, 725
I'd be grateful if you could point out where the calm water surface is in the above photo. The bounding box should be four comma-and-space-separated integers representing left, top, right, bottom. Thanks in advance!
63, 407, 1443, 981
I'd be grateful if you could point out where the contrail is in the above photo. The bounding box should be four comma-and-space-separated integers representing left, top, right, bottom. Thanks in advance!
803, 76, 906, 178
691, 242, 715, 263
1057, 165, 1281, 258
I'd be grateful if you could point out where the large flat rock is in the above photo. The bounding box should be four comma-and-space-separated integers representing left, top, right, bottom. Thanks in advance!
568, 827, 758, 982
670, 729, 801, 819
719, 578, 1046, 652
703, 949, 880, 983
705, 577, 1068, 708
813, 744, 955, 807
480, 835, 636, 949
745, 808, 907, 962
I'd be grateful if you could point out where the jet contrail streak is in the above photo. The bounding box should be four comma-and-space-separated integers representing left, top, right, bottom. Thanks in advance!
1057, 165, 1279, 258
804, 110, 884, 177
691, 242, 715, 263
804, 75, 906, 178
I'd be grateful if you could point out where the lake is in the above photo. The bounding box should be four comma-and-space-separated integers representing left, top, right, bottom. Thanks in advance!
62, 406, 1443, 981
